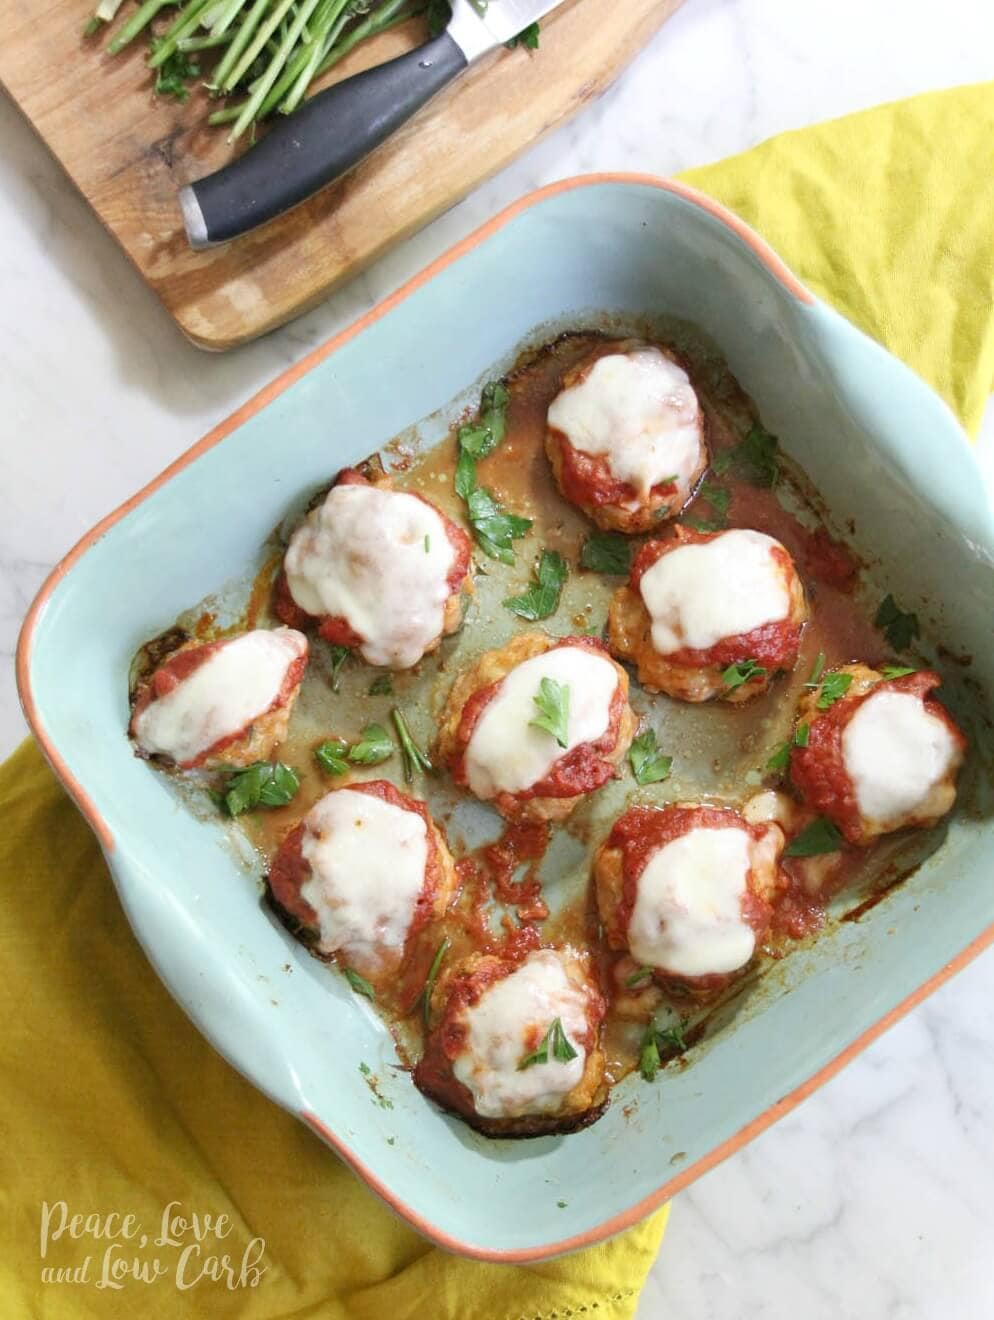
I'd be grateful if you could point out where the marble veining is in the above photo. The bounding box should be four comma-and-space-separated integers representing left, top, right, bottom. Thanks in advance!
2, 1, 993, 1315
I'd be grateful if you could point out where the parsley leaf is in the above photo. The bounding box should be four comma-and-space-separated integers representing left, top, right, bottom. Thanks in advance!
479, 380, 509, 445
454, 382, 530, 564
150, 39, 199, 101
875, 594, 920, 651
391, 707, 433, 781
328, 645, 350, 692
794, 721, 810, 747
368, 674, 393, 696
712, 425, 779, 487
629, 729, 673, 786
816, 672, 853, 709
503, 550, 568, 621
466, 486, 532, 566
344, 967, 375, 999
804, 651, 826, 687
426, 0, 450, 36
315, 738, 350, 776
785, 817, 845, 857
421, 936, 450, 1028
529, 677, 570, 748
721, 658, 767, 689
639, 1020, 688, 1081
348, 723, 394, 765
881, 664, 918, 679
518, 1018, 577, 1070
580, 530, 632, 575
687, 481, 731, 533
221, 762, 299, 816
506, 20, 540, 48
766, 741, 791, 772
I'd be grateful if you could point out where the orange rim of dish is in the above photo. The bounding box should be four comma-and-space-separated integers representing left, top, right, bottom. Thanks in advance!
17, 173, 990, 1263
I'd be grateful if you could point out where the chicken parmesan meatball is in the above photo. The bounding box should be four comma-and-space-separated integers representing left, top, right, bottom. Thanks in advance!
607, 526, 807, 702
274, 467, 473, 669
594, 804, 785, 996
436, 633, 637, 822
414, 947, 607, 1136
266, 781, 457, 981
545, 339, 708, 532
790, 664, 966, 845
129, 627, 308, 770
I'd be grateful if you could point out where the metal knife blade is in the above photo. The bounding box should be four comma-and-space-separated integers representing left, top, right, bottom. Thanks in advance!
447, 0, 567, 64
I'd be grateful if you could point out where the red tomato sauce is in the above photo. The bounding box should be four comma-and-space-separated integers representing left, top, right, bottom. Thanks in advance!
790, 670, 962, 842
550, 430, 679, 509
451, 637, 625, 803
481, 821, 551, 922
630, 531, 802, 669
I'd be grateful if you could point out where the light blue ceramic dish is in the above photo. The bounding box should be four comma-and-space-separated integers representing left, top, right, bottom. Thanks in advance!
18, 176, 994, 1261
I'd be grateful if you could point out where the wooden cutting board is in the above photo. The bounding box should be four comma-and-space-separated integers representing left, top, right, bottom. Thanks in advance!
1, 0, 684, 350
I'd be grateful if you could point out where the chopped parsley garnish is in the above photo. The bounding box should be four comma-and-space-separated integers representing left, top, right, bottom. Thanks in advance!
639, 1020, 688, 1082
875, 594, 920, 651
454, 381, 531, 565
557, 1200, 567, 1209
420, 936, 450, 1028
503, 549, 568, 621
392, 707, 433, 781
629, 729, 673, 786
347, 723, 394, 765
506, 20, 540, 48
328, 645, 350, 692
529, 677, 570, 748
816, 672, 853, 709
794, 721, 810, 747
881, 664, 918, 679
625, 965, 654, 989
150, 39, 199, 101
314, 738, 350, 776
344, 967, 375, 999
687, 481, 730, 532
580, 530, 632, 576
804, 651, 826, 687
518, 1017, 577, 1070
220, 761, 299, 816
784, 817, 845, 857
368, 674, 394, 696
721, 658, 767, 689
712, 424, 779, 487
766, 741, 791, 772
423, 534, 431, 554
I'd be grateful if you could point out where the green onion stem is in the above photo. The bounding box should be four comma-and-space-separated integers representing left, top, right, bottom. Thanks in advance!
178, 30, 234, 49
107, 0, 173, 53
209, 0, 271, 88
222, 0, 297, 91
147, 0, 216, 67
314, 0, 418, 78
207, 0, 251, 36
263, 0, 352, 115
228, 0, 324, 138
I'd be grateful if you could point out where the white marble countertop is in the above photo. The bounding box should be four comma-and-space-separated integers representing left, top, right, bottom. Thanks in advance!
3, 1, 993, 1315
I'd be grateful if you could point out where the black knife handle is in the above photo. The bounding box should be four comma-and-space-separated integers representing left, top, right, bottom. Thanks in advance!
179, 30, 468, 249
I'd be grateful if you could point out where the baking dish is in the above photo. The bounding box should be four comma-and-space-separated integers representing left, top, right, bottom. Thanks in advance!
17, 175, 994, 1261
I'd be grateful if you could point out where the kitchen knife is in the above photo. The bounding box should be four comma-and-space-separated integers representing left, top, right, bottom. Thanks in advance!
178, 0, 563, 250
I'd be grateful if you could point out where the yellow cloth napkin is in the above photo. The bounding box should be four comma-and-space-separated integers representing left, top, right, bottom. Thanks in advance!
4, 81, 993, 1320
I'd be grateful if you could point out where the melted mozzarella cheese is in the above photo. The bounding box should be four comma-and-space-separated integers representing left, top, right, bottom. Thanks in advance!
629, 827, 756, 977
300, 789, 428, 970
640, 529, 791, 655
465, 647, 619, 798
842, 689, 960, 824
547, 347, 704, 505
452, 950, 590, 1119
284, 484, 458, 669
132, 628, 306, 766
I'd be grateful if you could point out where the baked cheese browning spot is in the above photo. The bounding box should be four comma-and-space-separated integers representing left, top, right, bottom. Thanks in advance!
545, 341, 709, 533
130, 627, 308, 769
594, 804, 784, 994
266, 782, 457, 980
280, 476, 471, 669
607, 526, 807, 703
790, 665, 966, 844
